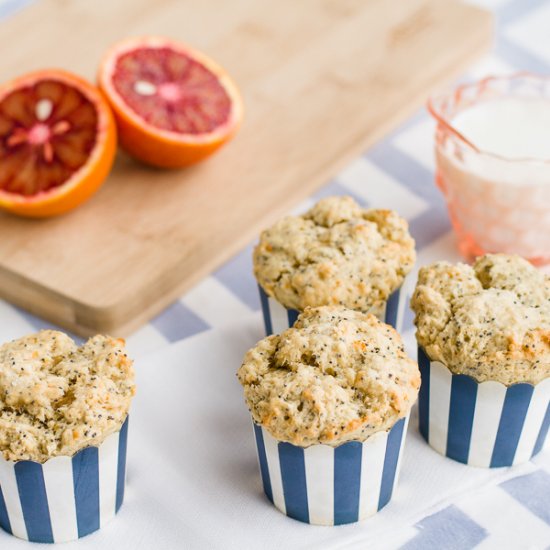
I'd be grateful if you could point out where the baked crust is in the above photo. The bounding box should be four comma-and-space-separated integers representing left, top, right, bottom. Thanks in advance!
253, 196, 416, 313
411, 254, 550, 385
0, 330, 135, 463
238, 306, 420, 447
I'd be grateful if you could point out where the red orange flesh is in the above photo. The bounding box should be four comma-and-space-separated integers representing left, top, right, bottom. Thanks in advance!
0, 69, 116, 217
98, 37, 243, 168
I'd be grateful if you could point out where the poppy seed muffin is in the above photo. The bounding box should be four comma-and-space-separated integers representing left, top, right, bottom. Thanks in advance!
237, 306, 420, 447
253, 196, 416, 315
411, 254, 550, 385
0, 330, 136, 463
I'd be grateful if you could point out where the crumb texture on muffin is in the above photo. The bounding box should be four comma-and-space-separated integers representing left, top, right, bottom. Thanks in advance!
0, 330, 136, 463
411, 254, 550, 385
253, 196, 416, 313
237, 306, 420, 447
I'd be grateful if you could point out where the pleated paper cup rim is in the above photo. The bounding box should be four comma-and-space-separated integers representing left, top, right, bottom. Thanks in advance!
252, 415, 410, 525
417, 347, 550, 468
258, 283, 406, 336
0, 415, 129, 543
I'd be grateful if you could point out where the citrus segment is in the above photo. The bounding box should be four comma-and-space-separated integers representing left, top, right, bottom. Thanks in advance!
0, 70, 116, 217
112, 48, 232, 134
99, 37, 243, 168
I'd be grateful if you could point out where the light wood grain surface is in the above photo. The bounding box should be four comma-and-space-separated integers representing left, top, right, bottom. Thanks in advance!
0, 0, 492, 336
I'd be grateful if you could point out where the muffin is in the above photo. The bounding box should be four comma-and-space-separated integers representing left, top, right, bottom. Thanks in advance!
254, 196, 416, 335
238, 307, 420, 525
411, 254, 550, 467
0, 330, 136, 543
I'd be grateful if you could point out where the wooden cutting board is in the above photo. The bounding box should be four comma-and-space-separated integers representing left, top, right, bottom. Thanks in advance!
0, 0, 492, 337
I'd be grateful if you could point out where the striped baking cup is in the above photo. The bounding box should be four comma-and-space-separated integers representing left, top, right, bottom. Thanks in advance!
0, 416, 129, 543
258, 285, 404, 336
418, 348, 550, 468
252, 415, 409, 525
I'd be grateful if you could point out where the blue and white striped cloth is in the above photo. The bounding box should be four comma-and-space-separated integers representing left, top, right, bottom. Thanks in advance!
0, 0, 549, 548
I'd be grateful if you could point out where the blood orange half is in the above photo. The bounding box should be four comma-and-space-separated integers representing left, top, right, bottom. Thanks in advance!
0, 69, 116, 218
98, 36, 243, 168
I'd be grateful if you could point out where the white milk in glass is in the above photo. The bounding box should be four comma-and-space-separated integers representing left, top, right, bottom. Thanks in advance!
429, 75, 550, 264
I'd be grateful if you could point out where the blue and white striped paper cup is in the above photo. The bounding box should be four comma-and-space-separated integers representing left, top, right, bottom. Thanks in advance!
252, 415, 409, 525
0, 416, 129, 543
418, 348, 550, 468
258, 284, 405, 336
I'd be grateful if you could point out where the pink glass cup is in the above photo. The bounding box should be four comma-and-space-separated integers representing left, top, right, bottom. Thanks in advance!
428, 74, 550, 265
